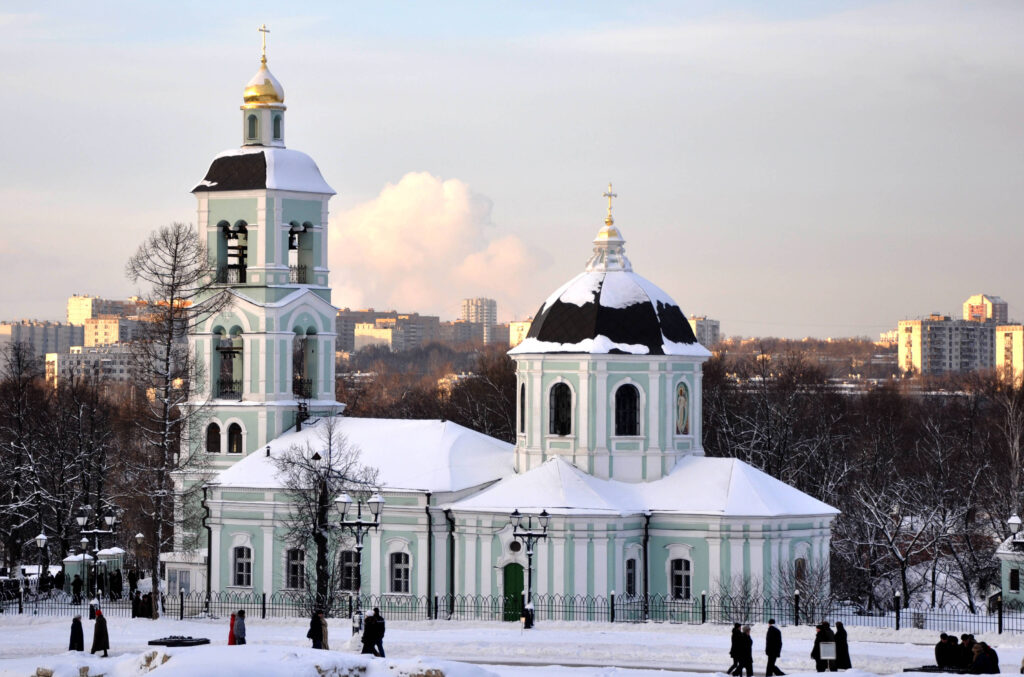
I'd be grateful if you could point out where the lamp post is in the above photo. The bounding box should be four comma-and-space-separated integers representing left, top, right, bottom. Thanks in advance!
338, 492, 384, 631
76, 506, 119, 601
1009, 514, 1021, 540
34, 533, 48, 600
509, 508, 550, 628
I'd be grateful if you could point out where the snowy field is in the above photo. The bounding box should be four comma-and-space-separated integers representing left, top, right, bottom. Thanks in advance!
2, 614, 1024, 676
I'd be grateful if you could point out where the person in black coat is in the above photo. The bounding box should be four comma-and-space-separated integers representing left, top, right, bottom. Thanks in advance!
131, 590, 140, 618
727, 623, 742, 675
961, 635, 977, 669
128, 569, 138, 595
765, 618, 785, 676
811, 622, 837, 672
834, 622, 851, 670
361, 612, 378, 655
307, 611, 324, 649
69, 615, 84, 651
90, 610, 110, 657
372, 607, 386, 658
71, 574, 83, 604
54, 570, 65, 594
734, 625, 754, 677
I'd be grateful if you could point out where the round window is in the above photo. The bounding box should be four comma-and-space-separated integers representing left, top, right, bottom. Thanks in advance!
509, 541, 522, 553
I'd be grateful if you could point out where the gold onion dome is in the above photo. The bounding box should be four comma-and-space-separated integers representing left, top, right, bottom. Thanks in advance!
243, 59, 285, 107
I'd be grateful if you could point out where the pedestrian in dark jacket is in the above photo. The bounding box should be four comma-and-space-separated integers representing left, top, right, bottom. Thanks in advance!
90, 610, 109, 657
69, 615, 84, 651
834, 622, 851, 670
233, 609, 246, 644
307, 611, 324, 649
734, 625, 754, 677
935, 633, 949, 667
766, 618, 785, 676
54, 570, 65, 593
361, 612, 378, 655
71, 574, 83, 604
128, 570, 138, 594
131, 591, 140, 618
961, 635, 976, 669
811, 622, 837, 672
110, 570, 122, 601
968, 642, 999, 674
372, 607, 385, 658
727, 623, 742, 675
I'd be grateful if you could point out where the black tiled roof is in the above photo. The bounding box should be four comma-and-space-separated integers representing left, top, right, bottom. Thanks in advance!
192, 152, 268, 192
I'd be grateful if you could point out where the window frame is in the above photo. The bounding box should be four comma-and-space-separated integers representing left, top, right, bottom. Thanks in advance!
340, 550, 359, 592
285, 548, 305, 590
669, 558, 691, 600
233, 546, 253, 587
548, 382, 572, 436
389, 552, 411, 594
205, 422, 221, 453
614, 383, 641, 436
625, 558, 637, 597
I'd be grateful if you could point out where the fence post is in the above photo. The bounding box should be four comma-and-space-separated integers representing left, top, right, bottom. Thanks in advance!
701, 591, 707, 624
894, 592, 901, 631
179, 589, 184, 620
261, 592, 267, 620
18, 585, 23, 614
434, 594, 439, 620
793, 590, 800, 626
998, 597, 1004, 634
610, 590, 616, 624
348, 596, 353, 618
521, 592, 526, 620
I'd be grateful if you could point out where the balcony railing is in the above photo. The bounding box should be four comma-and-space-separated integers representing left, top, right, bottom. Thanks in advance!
289, 265, 308, 284
217, 378, 243, 400
292, 378, 313, 399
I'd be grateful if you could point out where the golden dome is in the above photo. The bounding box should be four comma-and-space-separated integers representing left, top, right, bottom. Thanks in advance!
243, 60, 285, 107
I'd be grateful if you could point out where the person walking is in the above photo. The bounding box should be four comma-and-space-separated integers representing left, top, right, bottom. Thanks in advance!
69, 615, 84, 651
233, 609, 246, 645
765, 618, 785, 676
307, 611, 323, 649
228, 613, 236, 645
834, 622, 851, 670
372, 607, 385, 658
71, 574, 83, 604
90, 609, 110, 657
128, 569, 138, 595
735, 625, 754, 677
131, 591, 140, 619
54, 569, 65, 594
811, 622, 837, 672
361, 610, 378, 655
727, 623, 742, 675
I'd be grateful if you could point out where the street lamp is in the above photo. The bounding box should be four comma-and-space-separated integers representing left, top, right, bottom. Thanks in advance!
34, 533, 48, 598
338, 491, 385, 631
510, 508, 550, 628
1009, 514, 1021, 540
76, 506, 120, 602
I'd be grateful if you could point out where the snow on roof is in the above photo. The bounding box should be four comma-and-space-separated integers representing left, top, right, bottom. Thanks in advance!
192, 146, 335, 195
215, 415, 513, 493
450, 456, 838, 519
96, 547, 125, 556
63, 554, 94, 562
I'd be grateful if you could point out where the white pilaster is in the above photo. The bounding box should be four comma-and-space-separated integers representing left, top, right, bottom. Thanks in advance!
261, 525, 273, 593
574, 536, 588, 595
593, 534, 608, 596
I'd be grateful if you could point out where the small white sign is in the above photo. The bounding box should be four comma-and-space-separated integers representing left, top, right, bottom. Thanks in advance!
819, 642, 837, 661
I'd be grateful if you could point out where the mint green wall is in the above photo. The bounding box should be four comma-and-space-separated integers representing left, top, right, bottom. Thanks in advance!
209, 198, 258, 228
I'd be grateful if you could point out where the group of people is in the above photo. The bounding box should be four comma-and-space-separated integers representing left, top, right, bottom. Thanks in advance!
727, 619, 852, 676
360, 607, 386, 657
67, 611, 110, 657
130, 590, 158, 618
228, 609, 247, 645
935, 633, 1000, 674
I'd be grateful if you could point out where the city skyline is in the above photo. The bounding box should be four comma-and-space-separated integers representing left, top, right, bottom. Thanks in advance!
3, 2, 1024, 337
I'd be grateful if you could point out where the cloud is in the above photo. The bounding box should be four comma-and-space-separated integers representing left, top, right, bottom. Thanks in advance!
329, 172, 542, 320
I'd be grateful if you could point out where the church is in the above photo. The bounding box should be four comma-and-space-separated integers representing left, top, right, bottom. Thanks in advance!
164, 40, 838, 612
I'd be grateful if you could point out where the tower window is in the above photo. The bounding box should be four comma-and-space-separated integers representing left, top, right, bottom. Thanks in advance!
205, 423, 221, 453
625, 558, 637, 596
675, 382, 690, 436
228, 422, 243, 454
273, 114, 282, 140
247, 114, 258, 140
614, 384, 640, 436
549, 382, 572, 436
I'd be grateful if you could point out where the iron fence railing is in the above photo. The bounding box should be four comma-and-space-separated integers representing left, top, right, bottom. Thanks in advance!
0, 589, 1019, 635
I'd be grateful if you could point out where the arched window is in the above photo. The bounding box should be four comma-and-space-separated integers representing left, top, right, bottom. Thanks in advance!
675, 381, 690, 435
247, 114, 258, 140
233, 546, 252, 587
340, 550, 359, 591
285, 549, 305, 589
389, 552, 410, 593
669, 558, 691, 600
273, 114, 282, 140
549, 383, 572, 436
205, 423, 221, 453
615, 384, 640, 436
795, 557, 807, 584
227, 423, 243, 454
519, 383, 526, 434
625, 558, 637, 597
292, 330, 316, 398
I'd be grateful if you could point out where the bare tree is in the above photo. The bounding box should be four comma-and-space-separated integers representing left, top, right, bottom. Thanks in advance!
272, 416, 378, 613
124, 222, 228, 615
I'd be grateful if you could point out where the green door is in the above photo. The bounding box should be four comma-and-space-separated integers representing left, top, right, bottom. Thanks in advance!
503, 564, 524, 621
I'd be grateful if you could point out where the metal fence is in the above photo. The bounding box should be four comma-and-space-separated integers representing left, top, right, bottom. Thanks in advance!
1, 588, 1019, 635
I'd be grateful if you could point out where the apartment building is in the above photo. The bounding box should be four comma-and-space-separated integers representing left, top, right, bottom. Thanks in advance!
898, 314, 995, 376
0, 321, 84, 359
67, 295, 140, 326
688, 315, 721, 348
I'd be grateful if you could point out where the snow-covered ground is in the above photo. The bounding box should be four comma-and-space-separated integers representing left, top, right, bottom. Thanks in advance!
1, 614, 1023, 676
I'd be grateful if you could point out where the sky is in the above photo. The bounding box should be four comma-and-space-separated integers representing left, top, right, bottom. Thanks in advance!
2, 1, 1023, 338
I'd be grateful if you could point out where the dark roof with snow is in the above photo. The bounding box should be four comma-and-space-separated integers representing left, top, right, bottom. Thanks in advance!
192, 147, 334, 195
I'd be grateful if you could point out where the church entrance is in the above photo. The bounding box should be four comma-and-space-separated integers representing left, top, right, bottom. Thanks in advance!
502, 563, 524, 621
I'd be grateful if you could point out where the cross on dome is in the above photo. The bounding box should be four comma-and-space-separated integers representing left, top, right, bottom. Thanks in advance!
586, 181, 632, 272
603, 182, 617, 225
258, 24, 270, 64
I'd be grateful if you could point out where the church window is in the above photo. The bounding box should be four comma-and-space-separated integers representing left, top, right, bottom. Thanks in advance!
549, 382, 572, 436
273, 114, 282, 140
216, 331, 244, 399
233, 546, 252, 587
227, 423, 243, 454
669, 558, 691, 600
340, 550, 359, 591
389, 552, 410, 594
219, 222, 248, 284
625, 558, 637, 597
205, 423, 221, 453
286, 549, 305, 589
674, 381, 690, 436
247, 114, 258, 140
615, 384, 640, 436
292, 330, 316, 398
1012, 569, 1021, 593
519, 383, 526, 434
795, 557, 807, 584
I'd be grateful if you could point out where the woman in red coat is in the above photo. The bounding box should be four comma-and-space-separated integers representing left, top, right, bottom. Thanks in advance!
228, 613, 236, 645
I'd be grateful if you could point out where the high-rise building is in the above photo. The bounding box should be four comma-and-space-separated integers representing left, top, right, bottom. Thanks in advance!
963, 294, 1008, 324
461, 297, 497, 326
687, 316, 721, 348
898, 314, 995, 376
997, 325, 1024, 384
46, 344, 134, 388
509, 319, 532, 348
67, 295, 140, 326
84, 316, 143, 347
336, 309, 439, 352
0, 321, 84, 359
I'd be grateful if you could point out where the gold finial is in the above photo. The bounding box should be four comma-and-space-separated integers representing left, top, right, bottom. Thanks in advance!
258, 24, 270, 64
603, 182, 618, 225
